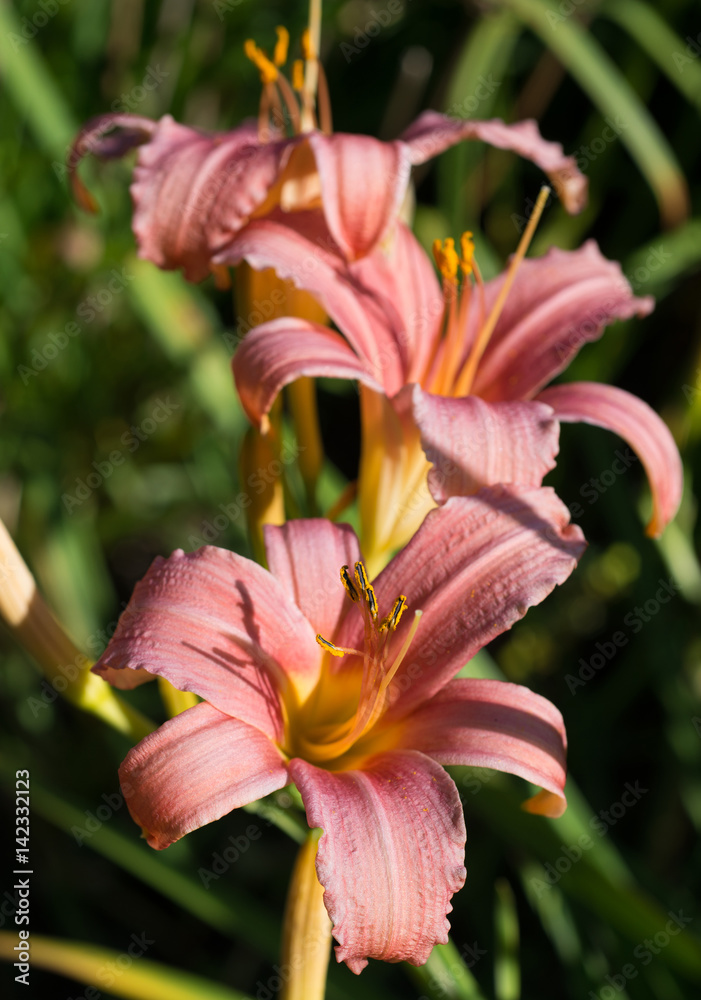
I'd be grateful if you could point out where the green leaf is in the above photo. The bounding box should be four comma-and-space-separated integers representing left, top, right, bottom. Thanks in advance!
0, 931, 252, 1000
494, 879, 520, 1000
602, 0, 701, 115
407, 937, 489, 1000
0, 4, 76, 159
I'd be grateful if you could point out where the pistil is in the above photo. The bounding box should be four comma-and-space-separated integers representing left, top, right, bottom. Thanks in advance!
453, 185, 551, 396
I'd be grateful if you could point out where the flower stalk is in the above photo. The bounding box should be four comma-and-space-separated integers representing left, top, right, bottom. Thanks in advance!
280, 828, 332, 1000
0, 519, 153, 740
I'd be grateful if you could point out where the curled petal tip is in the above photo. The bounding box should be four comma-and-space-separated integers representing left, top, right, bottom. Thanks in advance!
522, 788, 567, 818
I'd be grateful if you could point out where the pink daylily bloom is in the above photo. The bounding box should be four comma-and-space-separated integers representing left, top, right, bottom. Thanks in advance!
229, 219, 682, 567
95, 493, 584, 971
69, 108, 585, 282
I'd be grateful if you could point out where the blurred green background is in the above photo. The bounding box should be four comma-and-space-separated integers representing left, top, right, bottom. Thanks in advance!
1, 0, 700, 998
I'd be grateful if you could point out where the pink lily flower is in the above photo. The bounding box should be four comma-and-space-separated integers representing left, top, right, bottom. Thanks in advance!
69, 105, 586, 284
95, 489, 584, 971
228, 216, 682, 570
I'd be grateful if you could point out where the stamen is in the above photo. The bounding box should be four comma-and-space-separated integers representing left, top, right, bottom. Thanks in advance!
354, 560, 370, 594
315, 634, 362, 658
274, 26, 290, 66
379, 595, 407, 632
340, 565, 360, 602
365, 584, 378, 620
432, 238, 459, 283
459, 231, 475, 276
292, 59, 305, 91
379, 610, 423, 696
454, 185, 551, 397
244, 39, 279, 84
301, 27, 314, 60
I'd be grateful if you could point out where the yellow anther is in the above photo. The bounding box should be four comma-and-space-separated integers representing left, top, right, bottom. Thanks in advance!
354, 561, 370, 594
340, 565, 360, 602
274, 26, 289, 67
244, 39, 279, 84
301, 27, 315, 61
365, 584, 378, 620
315, 634, 346, 657
380, 594, 408, 632
292, 59, 305, 91
460, 231, 475, 276
432, 237, 459, 282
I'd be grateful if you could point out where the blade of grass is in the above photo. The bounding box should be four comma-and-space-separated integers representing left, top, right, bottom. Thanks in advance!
485, 0, 689, 225
438, 10, 521, 233
466, 780, 701, 981
0, 931, 252, 1000
0, 3, 76, 159
602, 0, 701, 115
494, 879, 520, 1000
407, 938, 490, 1000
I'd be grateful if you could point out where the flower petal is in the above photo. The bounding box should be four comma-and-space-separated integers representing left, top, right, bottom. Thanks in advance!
411, 387, 559, 502
120, 701, 288, 850
350, 222, 443, 383
537, 382, 682, 537
289, 750, 466, 973
308, 132, 412, 259
399, 111, 587, 214
393, 678, 567, 817
338, 487, 585, 721
93, 546, 323, 738
219, 216, 408, 392
232, 318, 383, 429
471, 241, 654, 402
264, 520, 361, 641
69, 113, 157, 213
131, 115, 289, 282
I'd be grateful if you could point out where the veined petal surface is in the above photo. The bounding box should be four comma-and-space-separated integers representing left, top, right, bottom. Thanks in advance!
394, 678, 567, 816
309, 133, 412, 260
411, 387, 559, 501
470, 242, 654, 402
337, 488, 585, 721
399, 111, 587, 213
93, 546, 323, 737
233, 318, 383, 429
120, 702, 288, 850
289, 750, 466, 973
265, 520, 361, 642
219, 215, 408, 392
131, 115, 289, 281
538, 381, 682, 537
